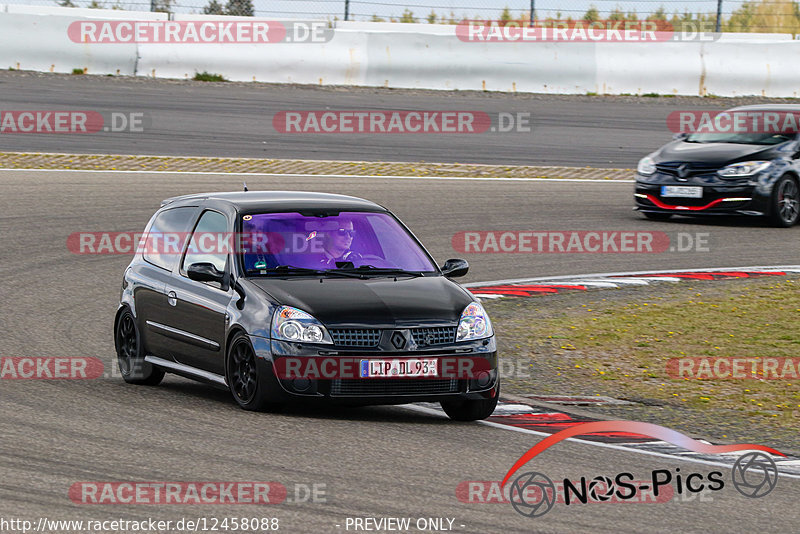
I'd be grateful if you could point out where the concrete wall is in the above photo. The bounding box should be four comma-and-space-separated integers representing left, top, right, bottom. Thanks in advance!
1, 6, 797, 96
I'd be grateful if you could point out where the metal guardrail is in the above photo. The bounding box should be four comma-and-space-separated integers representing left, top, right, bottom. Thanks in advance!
5, 0, 800, 34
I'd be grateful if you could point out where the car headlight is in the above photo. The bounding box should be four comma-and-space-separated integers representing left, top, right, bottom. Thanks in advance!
456, 302, 493, 342
271, 306, 333, 344
717, 161, 771, 178
637, 156, 656, 176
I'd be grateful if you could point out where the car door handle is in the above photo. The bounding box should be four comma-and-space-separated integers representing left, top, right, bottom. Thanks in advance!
167, 291, 177, 307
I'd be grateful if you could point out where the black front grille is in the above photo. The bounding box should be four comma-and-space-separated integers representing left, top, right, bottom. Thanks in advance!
411, 327, 457, 346
330, 329, 381, 347
655, 162, 718, 178
331, 378, 459, 396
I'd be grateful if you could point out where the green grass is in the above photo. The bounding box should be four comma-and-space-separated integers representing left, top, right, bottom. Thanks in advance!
640, 92, 675, 97
193, 71, 227, 82
536, 279, 800, 426
71, 68, 85, 75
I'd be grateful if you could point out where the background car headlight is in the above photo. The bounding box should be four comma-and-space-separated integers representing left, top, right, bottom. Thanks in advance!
271, 306, 333, 344
456, 302, 493, 342
717, 161, 771, 178
637, 156, 656, 176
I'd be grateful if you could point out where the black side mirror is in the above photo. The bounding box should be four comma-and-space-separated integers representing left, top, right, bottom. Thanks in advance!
441, 258, 469, 278
187, 262, 225, 284
672, 132, 688, 141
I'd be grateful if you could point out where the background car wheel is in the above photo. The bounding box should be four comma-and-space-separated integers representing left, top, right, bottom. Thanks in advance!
643, 212, 672, 220
769, 175, 800, 227
115, 310, 164, 385
440, 383, 499, 421
227, 332, 278, 412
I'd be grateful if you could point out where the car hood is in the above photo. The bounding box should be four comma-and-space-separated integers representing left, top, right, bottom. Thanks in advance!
249, 275, 474, 327
655, 140, 776, 166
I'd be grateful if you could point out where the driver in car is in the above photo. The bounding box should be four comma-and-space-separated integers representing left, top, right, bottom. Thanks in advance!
319, 219, 361, 267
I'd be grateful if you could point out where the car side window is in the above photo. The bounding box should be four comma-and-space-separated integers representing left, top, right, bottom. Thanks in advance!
142, 206, 197, 272
182, 210, 229, 275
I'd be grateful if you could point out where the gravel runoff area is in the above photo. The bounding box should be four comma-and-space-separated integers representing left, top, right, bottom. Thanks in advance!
487, 275, 800, 456
0, 151, 632, 180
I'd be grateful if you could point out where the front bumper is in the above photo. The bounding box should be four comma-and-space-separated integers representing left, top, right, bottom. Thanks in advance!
634, 177, 770, 216
249, 335, 498, 405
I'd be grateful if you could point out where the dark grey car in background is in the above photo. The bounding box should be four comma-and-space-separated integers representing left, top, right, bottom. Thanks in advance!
635, 104, 800, 227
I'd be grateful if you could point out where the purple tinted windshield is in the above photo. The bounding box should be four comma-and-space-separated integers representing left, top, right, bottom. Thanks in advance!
240, 211, 437, 273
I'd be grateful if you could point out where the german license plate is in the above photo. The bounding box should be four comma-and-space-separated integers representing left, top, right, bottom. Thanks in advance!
360, 359, 438, 378
661, 186, 702, 198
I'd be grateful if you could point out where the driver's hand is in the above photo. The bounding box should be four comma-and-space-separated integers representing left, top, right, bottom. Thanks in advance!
341, 251, 362, 262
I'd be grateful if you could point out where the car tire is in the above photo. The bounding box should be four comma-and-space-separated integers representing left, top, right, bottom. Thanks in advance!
768, 175, 800, 227
227, 332, 278, 412
115, 309, 165, 386
643, 212, 672, 221
440, 383, 500, 421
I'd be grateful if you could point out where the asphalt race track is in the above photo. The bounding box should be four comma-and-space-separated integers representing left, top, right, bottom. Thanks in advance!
0, 71, 738, 167
1, 169, 799, 533
1, 68, 798, 534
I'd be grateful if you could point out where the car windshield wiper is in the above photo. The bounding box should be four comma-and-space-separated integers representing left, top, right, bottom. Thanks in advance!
338, 265, 427, 277
247, 265, 363, 278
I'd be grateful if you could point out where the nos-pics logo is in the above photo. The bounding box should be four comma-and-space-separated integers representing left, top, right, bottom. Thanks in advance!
503, 421, 782, 518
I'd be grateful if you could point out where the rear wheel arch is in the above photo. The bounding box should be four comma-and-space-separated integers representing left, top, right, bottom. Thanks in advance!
113, 305, 132, 351
114, 306, 164, 385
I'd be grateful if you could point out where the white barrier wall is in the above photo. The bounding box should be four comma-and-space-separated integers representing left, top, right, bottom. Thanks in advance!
137, 26, 367, 84
0, 12, 141, 75
0, 7, 798, 97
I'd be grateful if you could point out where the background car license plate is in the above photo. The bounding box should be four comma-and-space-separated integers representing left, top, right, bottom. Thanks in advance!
360, 359, 437, 378
661, 185, 702, 198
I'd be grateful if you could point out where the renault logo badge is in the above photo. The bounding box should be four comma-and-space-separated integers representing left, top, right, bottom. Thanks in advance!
390, 331, 406, 349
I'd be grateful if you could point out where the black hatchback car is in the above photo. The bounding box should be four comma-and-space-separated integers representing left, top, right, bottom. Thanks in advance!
634, 104, 800, 227
114, 191, 499, 420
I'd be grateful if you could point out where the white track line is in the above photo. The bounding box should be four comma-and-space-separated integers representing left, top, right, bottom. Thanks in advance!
0, 167, 634, 183
402, 404, 800, 479
458, 264, 800, 477
464, 265, 800, 288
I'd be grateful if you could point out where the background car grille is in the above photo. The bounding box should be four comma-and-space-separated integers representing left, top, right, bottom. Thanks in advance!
655, 162, 718, 178
329, 329, 381, 347
331, 378, 459, 396
411, 327, 457, 346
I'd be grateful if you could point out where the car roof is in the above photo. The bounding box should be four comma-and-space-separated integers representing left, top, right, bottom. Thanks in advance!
161, 190, 387, 212
726, 104, 800, 112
